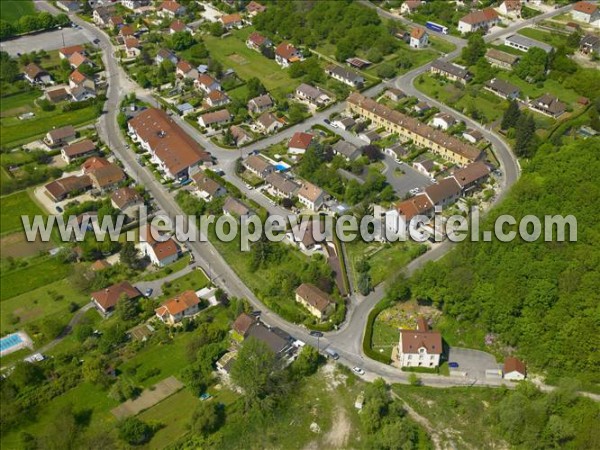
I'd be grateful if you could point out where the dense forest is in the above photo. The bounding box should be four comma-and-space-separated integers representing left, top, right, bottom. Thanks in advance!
408, 138, 600, 386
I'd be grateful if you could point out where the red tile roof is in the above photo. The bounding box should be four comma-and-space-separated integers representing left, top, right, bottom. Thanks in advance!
400, 317, 442, 355
128, 108, 210, 176
91, 281, 140, 311
295, 283, 332, 313
275, 42, 298, 60
160, 0, 182, 13
233, 312, 256, 336
573, 1, 597, 14
460, 8, 499, 25
247, 31, 268, 46
288, 132, 313, 150
125, 36, 140, 49
68, 52, 89, 68
221, 13, 242, 25
504, 357, 527, 376
69, 69, 88, 85
63, 139, 95, 158
155, 290, 199, 317
411, 27, 426, 39
59, 44, 85, 57
170, 20, 187, 32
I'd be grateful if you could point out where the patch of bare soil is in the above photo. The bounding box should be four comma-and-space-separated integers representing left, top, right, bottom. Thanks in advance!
323, 407, 351, 449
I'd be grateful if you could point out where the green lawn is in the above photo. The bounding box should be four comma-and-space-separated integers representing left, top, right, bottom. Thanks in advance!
371, 316, 400, 359
138, 389, 200, 449
0, 89, 41, 115
416, 73, 505, 124
0, 189, 45, 235
0, 381, 119, 450
139, 254, 191, 281
118, 332, 198, 388
0, 278, 89, 335
0, 256, 72, 300
159, 269, 209, 300
203, 29, 297, 100
429, 35, 456, 55
0, 0, 35, 24
494, 71, 582, 105
346, 240, 424, 287
517, 27, 566, 49
0, 104, 99, 148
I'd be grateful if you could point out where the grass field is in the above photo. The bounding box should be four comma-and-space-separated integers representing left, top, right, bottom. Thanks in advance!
0, 104, 99, 148
159, 269, 209, 300
517, 27, 566, 50
0, 90, 41, 116
138, 389, 200, 449
0, 278, 89, 335
139, 254, 191, 281
118, 332, 199, 388
346, 240, 423, 287
416, 73, 505, 124
0, 0, 35, 25
0, 381, 119, 449
0, 189, 45, 235
0, 256, 72, 300
203, 29, 297, 100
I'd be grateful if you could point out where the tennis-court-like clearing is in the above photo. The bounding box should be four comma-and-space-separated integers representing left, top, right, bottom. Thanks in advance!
111, 376, 184, 418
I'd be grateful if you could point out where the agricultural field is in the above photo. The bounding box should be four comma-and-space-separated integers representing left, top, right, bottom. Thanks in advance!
0, 189, 45, 235
0, 0, 35, 25
203, 29, 297, 100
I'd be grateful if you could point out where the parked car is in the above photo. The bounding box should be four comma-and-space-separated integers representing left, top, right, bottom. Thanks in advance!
55, 206, 63, 213
144, 288, 153, 297
353, 367, 365, 375
309, 331, 323, 337
448, 362, 459, 368
324, 119, 330, 124
325, 348, 339, 360
250, 310, 261, 317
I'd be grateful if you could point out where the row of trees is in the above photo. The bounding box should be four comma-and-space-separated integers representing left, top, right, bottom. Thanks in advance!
0, 12, 70, 41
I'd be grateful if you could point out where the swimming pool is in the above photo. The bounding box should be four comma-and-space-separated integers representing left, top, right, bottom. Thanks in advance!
0, 333, 23, 352
274, 163, 290, 172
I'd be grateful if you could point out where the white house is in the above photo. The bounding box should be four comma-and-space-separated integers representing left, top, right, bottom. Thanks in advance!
503, 357, 527, 381
275, 42, 301, 68
140, 225, 180, 267
430, 113, 457, 130
410, 27, 428, 49
400, 0, 421, 15
571, 1, 600, 24
298, 181, 326, 211
397, 317, 442, 368
497, 0, 521, 16
458, 8, 500, 34
155, 290, 200, 325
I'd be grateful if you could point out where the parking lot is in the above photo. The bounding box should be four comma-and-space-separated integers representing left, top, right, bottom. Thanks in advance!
0, 27, 94, 56
447, 347, 501, 380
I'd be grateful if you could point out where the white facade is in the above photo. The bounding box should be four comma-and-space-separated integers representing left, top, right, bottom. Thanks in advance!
504, 370, 526, 381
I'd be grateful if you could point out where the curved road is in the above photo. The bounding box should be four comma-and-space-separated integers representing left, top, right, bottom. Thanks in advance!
42, 1, 595, 396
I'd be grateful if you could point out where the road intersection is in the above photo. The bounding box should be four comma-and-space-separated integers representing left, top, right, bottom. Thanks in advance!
38, 1, 582, 391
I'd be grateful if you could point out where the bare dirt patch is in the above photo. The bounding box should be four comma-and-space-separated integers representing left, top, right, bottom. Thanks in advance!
229, 53, 249, 65
377, 299, 442, 330
111, 376, 184, 418
323, 407, 351, 449
0, 232, 54, 258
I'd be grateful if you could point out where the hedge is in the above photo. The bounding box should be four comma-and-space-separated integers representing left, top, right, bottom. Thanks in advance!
362, 297, 395, 364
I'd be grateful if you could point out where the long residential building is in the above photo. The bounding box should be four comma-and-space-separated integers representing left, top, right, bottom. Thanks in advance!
346, 93, 481, 165
128, 108, 211, 180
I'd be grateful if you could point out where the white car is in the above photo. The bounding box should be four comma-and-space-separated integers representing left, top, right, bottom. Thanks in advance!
352, 367, 365, 375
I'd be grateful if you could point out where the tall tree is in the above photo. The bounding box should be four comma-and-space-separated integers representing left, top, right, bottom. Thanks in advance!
230, 337, 278, 406
501, 100, 521, 130
514, 113, 536, 157
461, 32, 486, 66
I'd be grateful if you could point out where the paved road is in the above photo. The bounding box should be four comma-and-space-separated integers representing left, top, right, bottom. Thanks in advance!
42, 1, 600, 398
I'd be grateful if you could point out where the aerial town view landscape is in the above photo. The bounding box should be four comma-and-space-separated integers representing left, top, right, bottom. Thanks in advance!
0, 0, 598, 448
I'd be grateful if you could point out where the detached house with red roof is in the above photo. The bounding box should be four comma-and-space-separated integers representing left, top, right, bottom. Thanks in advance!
140, 225, 180, 267
503, 357, 527, 381
458, 8, 500, 34
170, 20, 190, 34
288, 132, 313, 155
158, 0, 186, 18
572, 1, 600, 23
246, 31, 272, 51
397, 317, 442, 368
155, 290, 200, 325
246, 1, 266, 17
409, 27, 428, 49
125, 37, 141, 58
497, 0, 521, 17
220, 13, 244, 30
59, 45, 85, 60
69, 69, 95, 92
275, 42, 301, 68
91, 281, 140, 315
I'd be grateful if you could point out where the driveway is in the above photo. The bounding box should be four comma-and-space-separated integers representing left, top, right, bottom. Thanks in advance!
382, 155, 433, 197
0, 27, 94, 56
447, 347, 501, 380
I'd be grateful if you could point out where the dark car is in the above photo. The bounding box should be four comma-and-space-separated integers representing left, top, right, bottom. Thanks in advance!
448, 362, 459, 368
324, 119, 330, 124
250, 310, 261, 317
309, 331, 323, 338
55, 206, 63, 213
93, 38, 100, 44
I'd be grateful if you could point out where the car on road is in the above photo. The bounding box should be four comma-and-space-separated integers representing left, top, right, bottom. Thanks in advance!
93, 38, 100, 44
55, 206, 63, 213
353, 367, 365, 375
324, 119, 330, 124
309, 331, 323, 337
409, 188, 420, 195
250, 310, 261, 317
448, 362, 459, 368
325, 348, 339, 360
144, 288, 153, 297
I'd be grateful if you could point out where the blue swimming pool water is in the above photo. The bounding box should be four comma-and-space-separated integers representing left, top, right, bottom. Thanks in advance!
275, 164, 289, 172
0, 333, 23, 352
